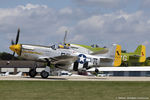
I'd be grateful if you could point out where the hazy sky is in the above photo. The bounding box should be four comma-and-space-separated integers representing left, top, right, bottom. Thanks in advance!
0, 0, 150, 56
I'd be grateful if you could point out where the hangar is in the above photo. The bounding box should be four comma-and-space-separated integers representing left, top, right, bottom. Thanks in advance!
0, 60, 45, 74
88, 67, 150, 76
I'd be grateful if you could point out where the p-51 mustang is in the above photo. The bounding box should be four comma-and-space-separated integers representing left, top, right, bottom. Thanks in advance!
9, 28, 121, 78
121, 45, 146, 66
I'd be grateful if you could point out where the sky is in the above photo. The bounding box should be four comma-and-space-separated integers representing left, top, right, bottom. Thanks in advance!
0, 0, 150, 56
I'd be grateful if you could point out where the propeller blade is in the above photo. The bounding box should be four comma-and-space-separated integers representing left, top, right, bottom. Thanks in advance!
63, 30, 67, 44
15, 28, 20, 44
12, 52, 15, 56
11, 40, 15, 45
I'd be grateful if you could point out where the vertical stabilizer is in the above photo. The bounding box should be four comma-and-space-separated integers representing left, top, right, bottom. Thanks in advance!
134, 45, 146, 62
104, 44, 121, 66
97, 44, 121, 67
113, 44, 122, 66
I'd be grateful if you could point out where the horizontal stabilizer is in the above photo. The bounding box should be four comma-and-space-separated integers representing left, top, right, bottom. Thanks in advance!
134, 45, 146, 62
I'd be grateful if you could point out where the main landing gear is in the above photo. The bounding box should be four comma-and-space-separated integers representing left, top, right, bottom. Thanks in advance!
95, 68, 99, 74
40, 60, 51, 78
29, 63, 37, 78
29, 61, 51, 79
40, 66, 50, 78
29, 68, 37, 78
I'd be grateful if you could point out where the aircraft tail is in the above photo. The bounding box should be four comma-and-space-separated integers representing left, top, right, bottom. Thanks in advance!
15, 72, 22, 76
4, 72, 9, 76
111, 44, 122, 66
100, 44, 121, 67
134, 45, 146, 62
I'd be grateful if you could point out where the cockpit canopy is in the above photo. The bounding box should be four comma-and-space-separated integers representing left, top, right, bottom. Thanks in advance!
51, 43, 71, 50
58, 43, 70, 49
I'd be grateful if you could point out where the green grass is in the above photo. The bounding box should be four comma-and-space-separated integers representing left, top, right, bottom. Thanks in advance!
0, 81, 150, 100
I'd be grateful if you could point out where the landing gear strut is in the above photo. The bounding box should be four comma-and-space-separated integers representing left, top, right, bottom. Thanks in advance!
40, 60, 51, 78
95, 68, 99, 74
29, 63, 37, 78
40, 70, 49, 78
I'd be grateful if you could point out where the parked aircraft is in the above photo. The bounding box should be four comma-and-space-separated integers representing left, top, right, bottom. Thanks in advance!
121, 45, 146, 66
0, 72, 9, 76
9, 28, 121, 78
8, 72, 23, 77
0, 72, 22, 76
60, 31, 146, 67
78, 44, 146, 67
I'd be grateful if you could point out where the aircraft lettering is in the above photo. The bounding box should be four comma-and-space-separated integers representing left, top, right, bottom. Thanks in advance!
122, 55, 127, 61
93, 58, 98, 65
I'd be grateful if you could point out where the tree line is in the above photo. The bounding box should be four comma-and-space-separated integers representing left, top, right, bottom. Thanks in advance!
0, 52, 25, 60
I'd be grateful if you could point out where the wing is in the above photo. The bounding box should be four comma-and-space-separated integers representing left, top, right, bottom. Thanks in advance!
38, 55, 78, 66
51, 55, 78, 65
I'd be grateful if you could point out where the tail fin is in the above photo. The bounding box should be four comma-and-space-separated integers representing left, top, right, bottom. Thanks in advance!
4, 72, 9, 76
15, 72, 22, 76
104, 44, 121, 66
99, 44, 121, 67
134, 45, 146, 62
113, 44, 122, 66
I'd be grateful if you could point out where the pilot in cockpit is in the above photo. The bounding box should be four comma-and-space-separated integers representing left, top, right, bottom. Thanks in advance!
51, 45, 57, 50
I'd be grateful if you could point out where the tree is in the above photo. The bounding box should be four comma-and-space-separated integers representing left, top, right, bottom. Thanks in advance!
146, 57, 150, 60
0, 52, 26, 60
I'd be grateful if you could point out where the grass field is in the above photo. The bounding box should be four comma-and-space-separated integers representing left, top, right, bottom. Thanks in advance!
0, 81, 150, 100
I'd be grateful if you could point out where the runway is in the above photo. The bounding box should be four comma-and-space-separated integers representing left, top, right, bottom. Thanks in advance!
1, 76, 150, 81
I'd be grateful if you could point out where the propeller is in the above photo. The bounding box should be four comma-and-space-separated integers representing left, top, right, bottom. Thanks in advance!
15, 28, 20, 44
63, 30, 67, 44
11, 28, 20, 56
12, 52, 15, 57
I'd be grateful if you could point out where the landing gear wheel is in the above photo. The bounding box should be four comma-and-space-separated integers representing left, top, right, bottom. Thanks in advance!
40, 70, 49, 78
122, 63, 128, 67
29, 69, 37, 78
95, 69, 99, 73
125, 63, 128, 67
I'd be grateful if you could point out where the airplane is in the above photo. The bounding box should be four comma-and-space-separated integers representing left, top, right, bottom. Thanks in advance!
121, 45, 146, 66
0, 72, 9, 76
60, 31, 146, 67
77, 44, 146, 67
0, 72, 22, 77
9, 28, 121, 78
8, 72, 23, 77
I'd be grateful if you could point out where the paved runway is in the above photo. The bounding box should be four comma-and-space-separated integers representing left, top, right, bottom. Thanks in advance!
1, 76, 150, 81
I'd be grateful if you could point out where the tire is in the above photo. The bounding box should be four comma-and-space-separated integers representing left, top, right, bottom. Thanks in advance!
122, 62, 128, 67
29, 69, 37, 78
40, 70, 49, 78
125, 63, 128, 67
95, 69, 99, 73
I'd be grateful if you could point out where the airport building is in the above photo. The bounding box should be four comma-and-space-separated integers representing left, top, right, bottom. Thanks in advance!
0, 60, 45, 74
88, 67, 150, 76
